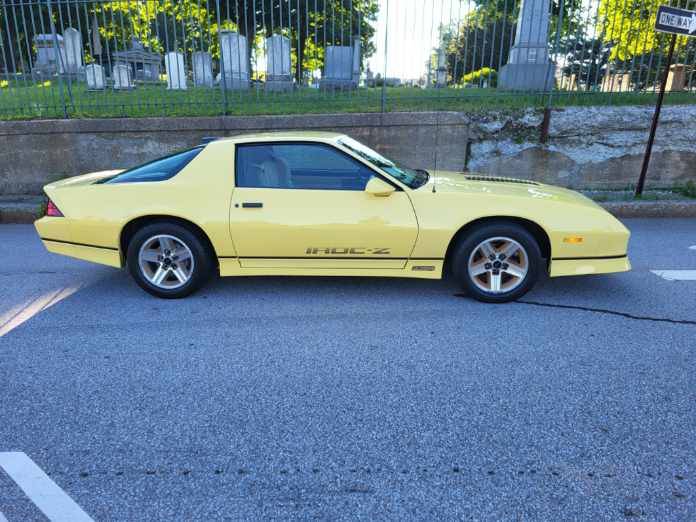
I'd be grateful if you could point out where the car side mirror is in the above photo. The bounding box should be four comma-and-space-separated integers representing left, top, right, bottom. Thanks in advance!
365, 177, 395, 197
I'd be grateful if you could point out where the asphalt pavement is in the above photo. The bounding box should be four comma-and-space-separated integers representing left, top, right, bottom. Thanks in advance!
1, 219, 695, 521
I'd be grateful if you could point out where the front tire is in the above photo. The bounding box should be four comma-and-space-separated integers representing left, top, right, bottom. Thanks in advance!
452, 223, 543, 303
126, 223, 213, 299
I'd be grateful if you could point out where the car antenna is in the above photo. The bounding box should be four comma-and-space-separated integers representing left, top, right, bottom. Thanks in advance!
432, 112, 440, 193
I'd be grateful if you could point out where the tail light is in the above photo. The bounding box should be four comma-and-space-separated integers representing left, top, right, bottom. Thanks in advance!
46, 198, 64, 217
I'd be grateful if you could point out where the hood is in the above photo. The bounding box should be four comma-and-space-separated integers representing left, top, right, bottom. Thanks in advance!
425, 170, 601, 208
45, 169, 125, 191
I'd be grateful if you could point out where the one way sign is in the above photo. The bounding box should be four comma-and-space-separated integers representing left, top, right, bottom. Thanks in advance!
655, 5, 696, 36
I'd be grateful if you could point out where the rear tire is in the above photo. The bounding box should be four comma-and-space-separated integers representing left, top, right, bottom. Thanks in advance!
452, 222, 542, 303
126, 223, 213, 299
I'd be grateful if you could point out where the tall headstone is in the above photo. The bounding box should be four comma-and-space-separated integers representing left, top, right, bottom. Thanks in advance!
165, 52, 187, 90
365, 66, 375, 87
498, 0, 555, 90
320, 36, 360, 90
219, 31, 249, 90
265, 34, 293, 92
112, 63, 134, 90
436, 48, 447, 87
63, 27, 83, 75
351, 37, 361, 86
193, 51, 213, 87
85, 63, 105, 90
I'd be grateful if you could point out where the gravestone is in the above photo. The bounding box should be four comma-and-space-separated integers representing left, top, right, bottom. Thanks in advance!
601, 72, 631, 92
560, 73, 577, 90
436, 48, 447, 87
33, 34, 66, 75
265, 35, 293, 92
85, 63, 105, 90
219, 31, 249, 89
113, 38, 161, 81
112, 63, 134, 90
666, 64, 686, 91
499, 0, 555, 90
63, 27, 83, 75
320, 36, 360, 90
193, 51, 213, 87
165, 52, 187, 90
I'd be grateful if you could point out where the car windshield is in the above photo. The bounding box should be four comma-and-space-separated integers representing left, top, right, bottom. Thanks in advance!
338, 137, 429, 189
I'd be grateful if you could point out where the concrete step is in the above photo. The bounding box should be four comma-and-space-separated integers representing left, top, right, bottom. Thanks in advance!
0, 196, 44, 224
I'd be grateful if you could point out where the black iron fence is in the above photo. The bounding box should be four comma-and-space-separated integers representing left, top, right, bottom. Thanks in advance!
0, 0, 694, 119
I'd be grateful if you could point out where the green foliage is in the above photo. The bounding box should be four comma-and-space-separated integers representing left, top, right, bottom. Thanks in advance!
598, 0, 693, 62
678, 180, 696, 199
462, 67, 497, 86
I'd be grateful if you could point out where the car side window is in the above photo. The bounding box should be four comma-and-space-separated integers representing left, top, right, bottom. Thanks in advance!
235, 143, 376, 191
103, 147, 202, 184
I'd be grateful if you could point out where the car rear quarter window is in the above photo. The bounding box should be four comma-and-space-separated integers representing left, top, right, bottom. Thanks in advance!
103, 147, 203, 184
235, 142, 376, 191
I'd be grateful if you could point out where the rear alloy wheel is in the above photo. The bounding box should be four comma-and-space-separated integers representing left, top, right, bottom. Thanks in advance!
127, 223, 213, 298
453, 223, 542, 303
138, 235, 195, 290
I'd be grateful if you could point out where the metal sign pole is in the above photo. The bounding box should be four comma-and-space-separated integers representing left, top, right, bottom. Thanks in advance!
635, 33, 676, 197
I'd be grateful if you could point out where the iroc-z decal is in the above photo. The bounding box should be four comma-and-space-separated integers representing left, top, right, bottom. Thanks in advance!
305, 247, 391, 255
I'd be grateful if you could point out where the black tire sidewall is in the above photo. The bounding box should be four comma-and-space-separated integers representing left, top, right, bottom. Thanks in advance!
453, 223, 542, 303
126, 223, 212, 298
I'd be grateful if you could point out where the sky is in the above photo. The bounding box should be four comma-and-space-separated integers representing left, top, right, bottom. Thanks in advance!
367, 0, 471, 80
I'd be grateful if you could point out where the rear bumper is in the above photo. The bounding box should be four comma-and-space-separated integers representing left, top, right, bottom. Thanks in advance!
549, 255, 630, 277
39, 238, 122, 268
35, 217, 122, 268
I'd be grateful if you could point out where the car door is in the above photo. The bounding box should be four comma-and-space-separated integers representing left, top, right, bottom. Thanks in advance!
229, 141, 419, 269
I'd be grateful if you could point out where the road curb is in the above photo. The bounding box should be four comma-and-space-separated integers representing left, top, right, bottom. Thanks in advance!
0, 198, 43, 224
1, 198, 695, 224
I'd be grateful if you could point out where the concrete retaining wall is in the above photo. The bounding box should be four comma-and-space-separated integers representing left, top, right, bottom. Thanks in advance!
0, 106, 694, 195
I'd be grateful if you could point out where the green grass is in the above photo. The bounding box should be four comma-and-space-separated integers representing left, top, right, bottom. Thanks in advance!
1, 79, 695, 120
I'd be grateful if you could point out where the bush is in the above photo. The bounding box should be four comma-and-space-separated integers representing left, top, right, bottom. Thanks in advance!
462, 67, 497, 87
677, 180, 696, 199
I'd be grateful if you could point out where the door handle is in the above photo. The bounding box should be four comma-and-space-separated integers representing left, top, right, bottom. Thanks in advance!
241, 202, 263, 208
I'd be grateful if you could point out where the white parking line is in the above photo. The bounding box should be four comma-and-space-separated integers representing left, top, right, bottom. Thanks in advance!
651, 270, 696, 281
0, 452, 94, 522
0, 284, 82, 338
690, 245, 696, 251
0, 511, 8, 522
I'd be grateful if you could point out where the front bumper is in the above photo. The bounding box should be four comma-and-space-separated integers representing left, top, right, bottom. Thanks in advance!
549, 255, 631, 277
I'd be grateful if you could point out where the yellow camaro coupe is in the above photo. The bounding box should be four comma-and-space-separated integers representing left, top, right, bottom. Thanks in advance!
34, 132, 630, 302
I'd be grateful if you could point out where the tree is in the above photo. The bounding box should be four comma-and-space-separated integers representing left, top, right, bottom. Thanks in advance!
440, 0, 586, 86
561, 35, 611, 90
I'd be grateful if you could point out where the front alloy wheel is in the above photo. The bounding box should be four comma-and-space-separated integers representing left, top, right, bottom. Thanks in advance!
467, 237, 528, 294
453, 222, 542, 303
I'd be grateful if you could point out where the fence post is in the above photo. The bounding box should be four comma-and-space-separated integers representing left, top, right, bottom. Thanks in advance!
46, 0, 70, 118
540, 0, 565, 143
215, 0, 228, 116
380, 0, 389, 113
